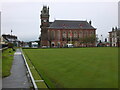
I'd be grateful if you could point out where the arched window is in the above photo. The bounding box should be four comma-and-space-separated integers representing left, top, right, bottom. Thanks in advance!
79, 31, 83, 38
74, 32, 77, 38
57, 30, 60, 40
90, 31, 93, 36
51, 31, 55, 40
48, 30, 50, 40
68, 32, 71, 38
84, 31, 88, 37
91, 31, 93, 34
62, 31, 66, 38
44, 10, 47, 13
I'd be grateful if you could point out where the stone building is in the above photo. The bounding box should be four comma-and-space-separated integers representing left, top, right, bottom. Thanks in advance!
40, 6, 96, 47
109, 27, 120, 47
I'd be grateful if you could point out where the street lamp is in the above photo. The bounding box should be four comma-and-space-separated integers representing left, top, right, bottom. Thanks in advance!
101, 34, 103, 42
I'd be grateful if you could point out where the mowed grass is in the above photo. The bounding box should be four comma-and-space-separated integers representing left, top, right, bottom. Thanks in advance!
23, 47, 118, 88
2, 48, 15, 77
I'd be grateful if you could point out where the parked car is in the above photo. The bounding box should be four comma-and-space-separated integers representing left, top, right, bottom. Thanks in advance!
42, 46, 48, 48
66, 44, 74, 48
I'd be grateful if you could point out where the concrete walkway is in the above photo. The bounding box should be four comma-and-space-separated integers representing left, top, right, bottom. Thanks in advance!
2, 49, 31, 88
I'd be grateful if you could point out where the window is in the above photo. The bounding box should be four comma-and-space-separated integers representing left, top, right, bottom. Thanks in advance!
79, 31, 83, 38
43, 20, 47, 22
57, 31, 60, 40
80, 31, 82, 34
48, 30, 50, 40
44, 10, 46, 13
68, 32, 71, 38
63, 31, 67, 38
74, 32, 77, 38
51, 31, 55, 40
85, 31, 88, 37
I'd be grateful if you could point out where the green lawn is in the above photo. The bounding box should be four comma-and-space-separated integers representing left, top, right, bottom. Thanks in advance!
2, 48, 15, 77
23, 47, 118, 88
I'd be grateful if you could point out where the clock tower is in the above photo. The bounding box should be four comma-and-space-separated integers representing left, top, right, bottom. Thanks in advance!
40, 6, 50, 46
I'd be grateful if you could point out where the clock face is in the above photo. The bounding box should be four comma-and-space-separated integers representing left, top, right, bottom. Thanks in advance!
43, 20, 47, 22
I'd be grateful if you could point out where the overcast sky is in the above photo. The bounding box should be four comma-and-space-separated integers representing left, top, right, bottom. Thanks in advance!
0, 0, 119, 41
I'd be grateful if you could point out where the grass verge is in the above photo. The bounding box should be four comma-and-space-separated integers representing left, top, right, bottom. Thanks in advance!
22, 49, 48, 88
2, 48, 15, 77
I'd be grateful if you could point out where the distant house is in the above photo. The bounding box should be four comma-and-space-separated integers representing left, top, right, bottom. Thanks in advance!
109, 27, 120, 47
2, 34, 20, 47
0, 36, 8, 48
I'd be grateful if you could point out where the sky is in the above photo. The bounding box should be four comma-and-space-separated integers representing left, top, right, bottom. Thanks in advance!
118, 1, 120, 28
0, 0, 119, 42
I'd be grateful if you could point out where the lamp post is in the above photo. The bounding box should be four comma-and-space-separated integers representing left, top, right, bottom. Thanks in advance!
101, 34, 103, 42
11, 29, 12, 43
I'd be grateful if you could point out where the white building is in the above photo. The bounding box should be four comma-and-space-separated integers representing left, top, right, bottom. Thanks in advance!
109, 27, 120, 47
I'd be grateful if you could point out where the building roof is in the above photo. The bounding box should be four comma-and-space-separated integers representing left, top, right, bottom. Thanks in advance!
49, 20, 96, 30
109, 28, 120, 33
2, 34, 19, 42
49, 22, 53, 25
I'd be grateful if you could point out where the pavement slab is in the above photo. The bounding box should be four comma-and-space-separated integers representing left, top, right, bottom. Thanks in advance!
2, 49, 31, 89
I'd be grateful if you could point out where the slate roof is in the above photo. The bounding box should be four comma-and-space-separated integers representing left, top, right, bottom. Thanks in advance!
49, 20, 96, 29
49, 22, 53, 24
49, 22, 53, 26
2, 34, 19, 42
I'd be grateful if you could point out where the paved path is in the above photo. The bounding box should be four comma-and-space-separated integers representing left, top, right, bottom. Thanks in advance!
2, 49, 31, 88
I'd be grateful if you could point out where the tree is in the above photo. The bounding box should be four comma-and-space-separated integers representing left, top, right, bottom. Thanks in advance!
8, 43, 14, 48
105, 38, 107, 42
89, 35, 97, 43
80, 37, 89, 47
80, 35, 97, 47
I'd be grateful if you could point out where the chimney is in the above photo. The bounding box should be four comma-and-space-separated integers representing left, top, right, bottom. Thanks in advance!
112, 27, 114, 31
89, 20, 92, 25
115, 26, 117, 31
